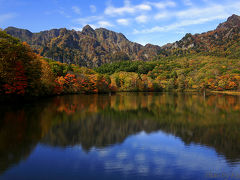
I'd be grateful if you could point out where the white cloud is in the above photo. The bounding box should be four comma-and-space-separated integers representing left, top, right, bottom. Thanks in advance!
0, 13, 16, 23
150, 1, 176, 9
74, 14, 114, 28
134, 1, 240, 34
117, 18, 129, 25
176, 4, 226, 19
104, 0, 151, 16
134, 15, 228, 34
98, 20, 114, 28
105, 5, 135, 16
90, 5, 97, 13
154, 12, 168, 20
72, 6, 81, 15
72, 0, 240, 39
135, 15, 148, 23
136, 4, 152, 11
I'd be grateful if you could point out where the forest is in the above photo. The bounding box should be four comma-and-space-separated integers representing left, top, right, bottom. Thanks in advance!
0, 29, 240, 98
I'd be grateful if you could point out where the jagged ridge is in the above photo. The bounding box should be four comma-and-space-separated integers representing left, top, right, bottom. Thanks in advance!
162, 14, 240, 58
4, 26, 160, 67
4, 14, 240, 66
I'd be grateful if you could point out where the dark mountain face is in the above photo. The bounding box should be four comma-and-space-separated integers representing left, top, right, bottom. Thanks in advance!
162, 14, 240, 58
4, 26, 160, 67
4, 14, 240, 66
217, 14, 240, 30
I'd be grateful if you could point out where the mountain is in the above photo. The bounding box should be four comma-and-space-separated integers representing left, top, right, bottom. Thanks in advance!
162, 14, 240, 58
4, 25, 160, 67
4, 14, 240, 66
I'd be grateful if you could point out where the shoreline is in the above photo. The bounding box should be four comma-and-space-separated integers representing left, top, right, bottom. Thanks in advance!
210, 91, 240, 96
1, 90, 240, 105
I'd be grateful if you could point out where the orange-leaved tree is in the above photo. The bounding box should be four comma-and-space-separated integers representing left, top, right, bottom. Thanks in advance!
0, 30, 42, 96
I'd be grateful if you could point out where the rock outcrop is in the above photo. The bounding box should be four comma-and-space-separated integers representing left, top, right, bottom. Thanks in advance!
5, 26, 160, 67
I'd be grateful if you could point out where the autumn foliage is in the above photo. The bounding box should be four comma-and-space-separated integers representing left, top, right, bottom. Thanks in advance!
0, 31, 41, 96
3, 61, 27, 94
1, 30, 240, 98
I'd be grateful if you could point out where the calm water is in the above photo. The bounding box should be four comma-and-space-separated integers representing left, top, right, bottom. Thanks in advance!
0, 92, 240, 180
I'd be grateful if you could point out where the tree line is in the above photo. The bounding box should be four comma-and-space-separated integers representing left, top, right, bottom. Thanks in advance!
1, 30, 240, 98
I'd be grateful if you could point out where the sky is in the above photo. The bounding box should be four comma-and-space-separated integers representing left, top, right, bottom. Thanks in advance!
0, 0, 240, 46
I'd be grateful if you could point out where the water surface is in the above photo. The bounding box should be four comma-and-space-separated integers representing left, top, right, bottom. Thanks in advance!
0, 92, 240, 180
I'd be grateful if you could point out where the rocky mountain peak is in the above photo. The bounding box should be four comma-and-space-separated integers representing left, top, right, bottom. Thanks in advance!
81, 25, 96, 37
4, 26, 33, 40
4, 26, 161, 67
227, 14, 240, 23
217, 14, 240, 30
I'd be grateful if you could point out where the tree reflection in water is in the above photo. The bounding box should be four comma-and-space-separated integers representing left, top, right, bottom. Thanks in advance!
0, 92, 240, 175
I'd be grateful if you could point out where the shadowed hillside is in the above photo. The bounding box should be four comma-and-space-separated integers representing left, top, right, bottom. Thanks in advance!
4, 25, 160, 67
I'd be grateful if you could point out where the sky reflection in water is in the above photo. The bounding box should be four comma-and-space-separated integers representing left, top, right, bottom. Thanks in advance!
0, 92, 240, 180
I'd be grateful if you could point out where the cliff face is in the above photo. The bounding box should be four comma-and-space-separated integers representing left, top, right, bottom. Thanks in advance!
5, 14, 240, 65
162, 14, 240, 57
5, 26, 160, 67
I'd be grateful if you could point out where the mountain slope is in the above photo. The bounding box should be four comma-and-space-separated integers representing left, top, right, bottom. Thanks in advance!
162, 14, 240, 58
4, 25, 160, 67
4, 14, 240, 67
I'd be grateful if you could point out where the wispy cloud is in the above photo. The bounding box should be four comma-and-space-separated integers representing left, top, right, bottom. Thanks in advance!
98, 20, 114, 28
72, 6, 81, 15
176, 4, 226, 19
135, 15, 148, 23
74, 15, 103, 25
90, 5, 97, 13
133, 1, 240, 34
134, 15, 228, 34
149, 1, 176, 9
71, 0, 240, 39
136, 4, 152, 11
117, 18, 129, 26
154, 12, 168, 20
0, 13, 16, 23
104, 0, 151, 16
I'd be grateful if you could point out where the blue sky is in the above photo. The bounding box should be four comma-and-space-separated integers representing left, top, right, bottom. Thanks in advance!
0, 0, 240, 45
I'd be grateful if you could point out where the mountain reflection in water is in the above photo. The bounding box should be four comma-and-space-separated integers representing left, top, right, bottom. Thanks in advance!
0, 92, 240, 180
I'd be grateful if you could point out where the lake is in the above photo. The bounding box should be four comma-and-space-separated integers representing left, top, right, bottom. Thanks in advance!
0, 92, 240, 180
